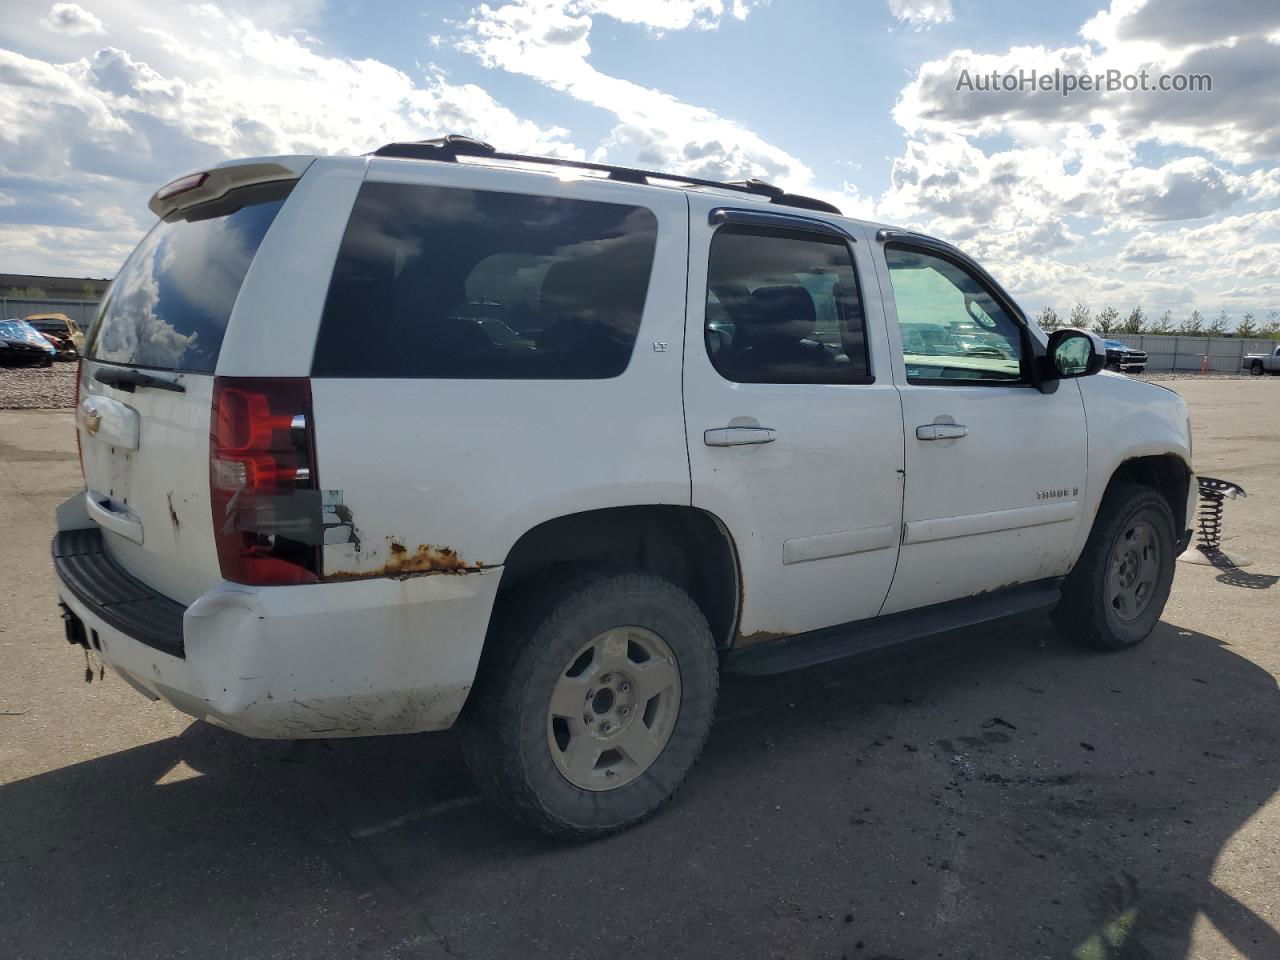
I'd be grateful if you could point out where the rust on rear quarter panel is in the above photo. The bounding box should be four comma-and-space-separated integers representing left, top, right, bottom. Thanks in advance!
737, 629, 791, 648
325, 540, 485, 582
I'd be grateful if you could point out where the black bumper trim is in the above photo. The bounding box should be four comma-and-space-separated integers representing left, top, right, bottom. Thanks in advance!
52, 528, 186, 657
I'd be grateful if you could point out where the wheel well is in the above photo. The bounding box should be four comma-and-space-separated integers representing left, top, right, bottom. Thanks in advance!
496, 506, 740, 649
1106, 454, 1191, 532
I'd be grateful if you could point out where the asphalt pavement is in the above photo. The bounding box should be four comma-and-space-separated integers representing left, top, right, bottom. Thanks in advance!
1, 377, 1277, 959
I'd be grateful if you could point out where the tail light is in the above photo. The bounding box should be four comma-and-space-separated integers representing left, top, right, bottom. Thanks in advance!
210, 377, 320, 586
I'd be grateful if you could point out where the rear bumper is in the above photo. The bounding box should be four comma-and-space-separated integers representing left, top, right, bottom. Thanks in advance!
53, 508, 501, 739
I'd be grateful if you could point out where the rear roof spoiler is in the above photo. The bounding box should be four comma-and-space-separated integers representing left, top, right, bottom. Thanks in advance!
148, 156, 314, 219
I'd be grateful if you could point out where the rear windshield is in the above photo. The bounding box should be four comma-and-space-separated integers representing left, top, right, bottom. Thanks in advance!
87, 180, 292, 373
313, 182, 658, 380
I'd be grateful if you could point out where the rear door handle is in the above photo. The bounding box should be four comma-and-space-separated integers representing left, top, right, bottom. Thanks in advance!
704, 426, 777, 447
916, 423, 968, 441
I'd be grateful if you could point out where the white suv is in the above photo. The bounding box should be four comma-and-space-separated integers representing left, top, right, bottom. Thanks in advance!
54, 136, 1197, 837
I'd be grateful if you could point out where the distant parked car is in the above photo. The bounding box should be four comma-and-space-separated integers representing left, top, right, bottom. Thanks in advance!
0, 319, 58, 367
1102, 339, 1146, 374
24, 312, 84, 360
1242, 344, 1280, 375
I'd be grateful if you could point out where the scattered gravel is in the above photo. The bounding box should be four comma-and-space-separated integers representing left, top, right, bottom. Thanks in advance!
0, 363, 79, 409
1135, 372, 1261, 382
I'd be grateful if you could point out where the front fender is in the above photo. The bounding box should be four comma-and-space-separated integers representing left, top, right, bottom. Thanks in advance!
1073, 375, 1192, 559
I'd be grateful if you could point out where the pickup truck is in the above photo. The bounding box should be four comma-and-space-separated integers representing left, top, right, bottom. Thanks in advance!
1102, 339, 1147, 374
1243, 344, 1280, 375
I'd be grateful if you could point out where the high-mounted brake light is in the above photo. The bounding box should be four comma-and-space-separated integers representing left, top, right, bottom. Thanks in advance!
210, 377, 320, 586
154, 171, 208, 203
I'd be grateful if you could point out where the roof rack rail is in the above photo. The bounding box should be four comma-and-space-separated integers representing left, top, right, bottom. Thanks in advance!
370, 135, 840, 215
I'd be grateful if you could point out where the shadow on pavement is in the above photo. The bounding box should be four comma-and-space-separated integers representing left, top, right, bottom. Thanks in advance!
1214, 568, 1278, 590
2, 616, 1277, 959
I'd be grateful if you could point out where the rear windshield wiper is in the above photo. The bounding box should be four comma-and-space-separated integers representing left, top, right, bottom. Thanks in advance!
93, 367, 186, 393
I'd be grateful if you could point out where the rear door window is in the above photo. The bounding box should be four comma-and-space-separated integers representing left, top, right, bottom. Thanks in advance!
312, 182, 659, 380
87, 181, 293, 373
704, 225, 871, 384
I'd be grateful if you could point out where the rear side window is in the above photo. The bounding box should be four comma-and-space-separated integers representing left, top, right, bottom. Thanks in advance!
88, 181, 292, 373
705, 225, 871, 384
313, 182, 658, 379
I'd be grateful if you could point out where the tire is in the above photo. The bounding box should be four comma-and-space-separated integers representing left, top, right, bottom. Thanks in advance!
1251, 361, 1264, 376
1052, 482, 1176, 650
459, 572, 719, 839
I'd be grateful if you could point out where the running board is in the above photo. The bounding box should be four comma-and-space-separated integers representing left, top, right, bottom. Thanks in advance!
724, 579, 1062, 677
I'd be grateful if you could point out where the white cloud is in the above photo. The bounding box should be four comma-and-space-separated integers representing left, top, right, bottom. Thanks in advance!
1083, 0, 1280, 50
888, 0, 953, 28
0, 6, 582, 275
2, 0, 1276, 325
875, 0, 1280, 317
588, 0, 760, 31
40, 2, 106, 36
457, 0, 824, 190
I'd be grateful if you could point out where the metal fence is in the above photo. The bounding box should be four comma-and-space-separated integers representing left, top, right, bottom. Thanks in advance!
1107, 334, 1276, 373
1, 297, 100, 329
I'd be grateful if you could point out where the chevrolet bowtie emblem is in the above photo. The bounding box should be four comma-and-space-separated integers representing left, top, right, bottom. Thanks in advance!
84, 409, 102, 436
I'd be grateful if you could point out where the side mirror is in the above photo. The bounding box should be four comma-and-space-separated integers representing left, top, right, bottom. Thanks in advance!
1046, 328, 1105, 379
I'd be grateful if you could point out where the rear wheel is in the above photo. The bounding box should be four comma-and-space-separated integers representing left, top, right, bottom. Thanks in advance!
1251, 361, 1265, 376
1052, 483, 1176, 650
460, 572, 719, 839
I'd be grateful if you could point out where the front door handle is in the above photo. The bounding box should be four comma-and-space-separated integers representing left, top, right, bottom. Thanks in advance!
704, 426, 777, 447
916, 423, 968, 441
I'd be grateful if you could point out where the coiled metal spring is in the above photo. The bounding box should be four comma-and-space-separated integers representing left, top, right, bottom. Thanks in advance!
1195, 475, 1245, 552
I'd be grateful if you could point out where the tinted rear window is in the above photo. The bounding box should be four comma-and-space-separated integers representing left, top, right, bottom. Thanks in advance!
312, 182, 658, 379
87, 181, 292, 373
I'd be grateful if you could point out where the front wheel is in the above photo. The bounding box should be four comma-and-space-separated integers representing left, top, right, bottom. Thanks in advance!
1052, 483, 1176, 650
460, 572, 719, 839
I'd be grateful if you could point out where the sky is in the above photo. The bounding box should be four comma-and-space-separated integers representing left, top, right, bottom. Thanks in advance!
1, 0, 1278, 321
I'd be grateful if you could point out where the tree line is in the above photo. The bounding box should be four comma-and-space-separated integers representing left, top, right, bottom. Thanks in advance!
1035, 305, 1280, 338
